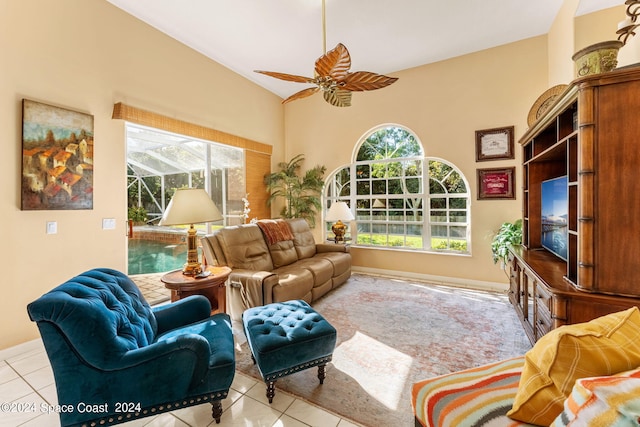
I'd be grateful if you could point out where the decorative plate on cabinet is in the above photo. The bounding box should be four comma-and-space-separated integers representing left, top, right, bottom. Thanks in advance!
527, 84, 568, 126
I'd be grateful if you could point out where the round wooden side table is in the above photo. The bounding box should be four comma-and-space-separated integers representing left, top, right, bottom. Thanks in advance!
161, 265, 231, 314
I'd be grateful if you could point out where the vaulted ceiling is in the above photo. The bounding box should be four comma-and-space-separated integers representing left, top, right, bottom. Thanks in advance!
107, 0, 622, 100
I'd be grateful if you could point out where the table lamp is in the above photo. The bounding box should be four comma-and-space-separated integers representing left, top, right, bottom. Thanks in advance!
326, 201, 354, 243
159, 188, 223, 276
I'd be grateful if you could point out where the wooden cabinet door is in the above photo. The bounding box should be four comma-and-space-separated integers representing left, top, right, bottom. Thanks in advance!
592, 78, 640, 296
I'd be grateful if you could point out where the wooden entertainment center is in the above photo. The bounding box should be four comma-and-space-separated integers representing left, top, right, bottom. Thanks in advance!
508, 66, 640, 344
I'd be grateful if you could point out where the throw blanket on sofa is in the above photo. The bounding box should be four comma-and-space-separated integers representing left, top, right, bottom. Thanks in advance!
257, 219, 295, 245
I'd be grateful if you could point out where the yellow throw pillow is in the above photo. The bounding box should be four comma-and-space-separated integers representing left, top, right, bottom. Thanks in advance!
507, 307, 640, 425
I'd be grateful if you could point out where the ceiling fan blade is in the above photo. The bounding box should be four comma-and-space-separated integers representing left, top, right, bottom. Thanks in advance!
342, 71, 399, 92
282, 87, 320, 104
254, 70, 314, 84
323, 88, 352, 107
315, 43, 351, 81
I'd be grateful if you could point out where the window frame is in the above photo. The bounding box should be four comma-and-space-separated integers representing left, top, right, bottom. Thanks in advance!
125, 122, 247, 227
323, 125, 471, 254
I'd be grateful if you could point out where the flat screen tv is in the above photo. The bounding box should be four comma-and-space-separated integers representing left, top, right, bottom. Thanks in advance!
541, 175, 568, 261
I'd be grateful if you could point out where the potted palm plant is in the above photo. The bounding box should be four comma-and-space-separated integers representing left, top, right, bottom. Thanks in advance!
264, 154, 326, 227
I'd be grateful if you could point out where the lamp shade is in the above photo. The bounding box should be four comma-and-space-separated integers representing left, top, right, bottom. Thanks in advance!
159, 188, 223, 226
372, 199, 386, 208
326, 201, 354, 221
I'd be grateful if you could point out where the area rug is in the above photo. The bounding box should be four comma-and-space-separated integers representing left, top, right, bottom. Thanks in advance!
235, 273, 532, 427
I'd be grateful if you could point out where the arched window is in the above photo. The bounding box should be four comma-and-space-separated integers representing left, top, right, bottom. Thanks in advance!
324, 125, 470, 253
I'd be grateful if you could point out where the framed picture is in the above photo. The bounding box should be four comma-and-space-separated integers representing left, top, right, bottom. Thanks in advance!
477, 167, 516, 200
21, 99, 94, 210
475, 126, 514, 161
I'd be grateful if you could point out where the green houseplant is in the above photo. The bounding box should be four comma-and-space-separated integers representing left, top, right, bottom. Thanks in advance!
491, 219, 522, 267
264, 154, 326, 227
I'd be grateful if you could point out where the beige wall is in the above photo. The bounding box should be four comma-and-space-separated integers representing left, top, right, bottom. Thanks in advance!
0, 0, 284, 349
575, 6, 622, 51
284, 36, 548, 288
548, 0, 579, 85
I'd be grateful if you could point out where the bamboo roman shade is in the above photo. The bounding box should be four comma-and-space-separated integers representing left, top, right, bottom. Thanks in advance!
112, 102, 272, 220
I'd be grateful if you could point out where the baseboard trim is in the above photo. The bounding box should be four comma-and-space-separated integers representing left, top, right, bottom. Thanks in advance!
0, 338, 44, 360
351, 266, 509, 293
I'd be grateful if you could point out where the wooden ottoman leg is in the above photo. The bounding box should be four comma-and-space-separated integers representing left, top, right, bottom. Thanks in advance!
318, 363, 327, 384
266, 380, 276, 403
211, 400, 223, 424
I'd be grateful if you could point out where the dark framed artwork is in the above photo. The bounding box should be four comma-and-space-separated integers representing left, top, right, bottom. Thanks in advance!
21, 99, 94, 210
475, 126, 515, 161
477, 167, 516, 200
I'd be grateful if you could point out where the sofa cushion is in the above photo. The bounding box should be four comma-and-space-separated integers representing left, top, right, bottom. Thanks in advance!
201, 233, 228, 267
266, 240, 298, 268
294, 257, 334, 287
550, 367, 640, 427
272, 266, 314, 302
256, 220, 299, 268
315, 252, 351, 278
287, 218, 317, 259
216, 224, 274, 271
507, 307, 640, 425
293, 257, 334, 300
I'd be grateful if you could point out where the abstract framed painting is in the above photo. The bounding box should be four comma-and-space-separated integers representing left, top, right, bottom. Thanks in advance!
21, 99, 94, 210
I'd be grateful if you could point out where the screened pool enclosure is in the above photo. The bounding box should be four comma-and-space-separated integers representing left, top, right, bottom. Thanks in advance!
127, 123, 246, 225
126, 123, 246, 274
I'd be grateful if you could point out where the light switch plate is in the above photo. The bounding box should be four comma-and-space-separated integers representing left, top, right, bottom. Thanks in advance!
102, 218, 116, 230
46, 221, 57, 234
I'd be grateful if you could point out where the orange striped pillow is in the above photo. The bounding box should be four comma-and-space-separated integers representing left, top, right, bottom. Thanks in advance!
507, 307, 640, 425
550, 368, 640, 426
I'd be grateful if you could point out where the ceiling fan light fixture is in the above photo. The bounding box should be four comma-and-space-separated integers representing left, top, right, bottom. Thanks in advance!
254, 2, 397, 107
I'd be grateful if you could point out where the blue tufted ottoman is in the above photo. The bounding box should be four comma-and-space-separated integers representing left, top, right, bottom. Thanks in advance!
242, 300, 337, 403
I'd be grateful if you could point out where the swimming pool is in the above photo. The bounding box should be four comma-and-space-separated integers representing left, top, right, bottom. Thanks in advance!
128, 240, 188, 275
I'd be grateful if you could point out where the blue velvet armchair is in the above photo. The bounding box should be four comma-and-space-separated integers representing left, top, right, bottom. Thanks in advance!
27, 268, 235, 427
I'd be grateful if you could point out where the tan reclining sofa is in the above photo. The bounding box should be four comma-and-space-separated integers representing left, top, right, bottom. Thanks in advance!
201, 218, 351, 319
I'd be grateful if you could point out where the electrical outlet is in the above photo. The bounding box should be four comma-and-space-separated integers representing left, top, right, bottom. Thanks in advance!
46, 221, 57, 234
102, 218, 116, 230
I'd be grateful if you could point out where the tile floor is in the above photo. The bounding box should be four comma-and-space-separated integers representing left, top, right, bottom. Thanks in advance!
0, 275, 363, 427
130, 272, 172, 306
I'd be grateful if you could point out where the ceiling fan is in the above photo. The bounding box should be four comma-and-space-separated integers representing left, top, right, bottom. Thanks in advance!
254, 0, 398, 107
